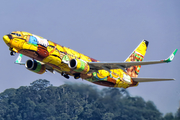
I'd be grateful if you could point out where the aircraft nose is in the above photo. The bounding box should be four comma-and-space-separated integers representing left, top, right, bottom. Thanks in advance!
3, 35, 11, 44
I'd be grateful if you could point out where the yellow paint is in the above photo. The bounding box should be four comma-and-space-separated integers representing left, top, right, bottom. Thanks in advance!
74, 59, 90, 73
76, 59, 82, 70
97, 70, 109, 79
18, 41, 25, 49
12, 48, 18, 53
22, 42, 38, 51
115, 79, 129, 88
69, 49, 81, 58
43, 56, 52, 63
126, 58, 130, 62
3, 35, 10, 44
43, 55, 62, 66
9, 35, 39, 52
21, 31, 32, 36
11, 38, 22, 49
48, 41, 55, 46
111, 69, 123, 78
80, 54, 91, 62
49, 57, 61, 67
135, 41, 147, 56
4, 31, 147, 88
50, 48, 60, 57
47, 46, 54, 53
58, 63, 71, 72
23, 35, 28, 41
29, 45, 38, 51
56, 44, 65, 52
63, 47, 76, 59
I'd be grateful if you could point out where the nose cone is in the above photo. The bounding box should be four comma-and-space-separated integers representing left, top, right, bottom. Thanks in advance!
3, 35, 10, 44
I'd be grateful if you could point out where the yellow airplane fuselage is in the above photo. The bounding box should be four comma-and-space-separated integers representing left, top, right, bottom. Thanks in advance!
3, 31, 142, 88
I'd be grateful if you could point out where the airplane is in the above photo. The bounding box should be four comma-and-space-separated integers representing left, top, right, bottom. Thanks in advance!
3, 31, 178, 88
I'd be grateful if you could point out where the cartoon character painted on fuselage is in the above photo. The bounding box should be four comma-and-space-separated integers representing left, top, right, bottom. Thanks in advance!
3, 31, 177, 88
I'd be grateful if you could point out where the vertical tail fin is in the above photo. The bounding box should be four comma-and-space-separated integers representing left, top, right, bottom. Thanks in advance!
125, 40, 149, 78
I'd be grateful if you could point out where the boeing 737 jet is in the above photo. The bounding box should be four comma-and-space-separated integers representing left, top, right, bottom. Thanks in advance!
3, 31, 178, 88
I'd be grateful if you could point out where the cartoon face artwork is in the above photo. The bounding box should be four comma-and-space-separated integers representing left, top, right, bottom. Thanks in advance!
26, 34, 49, 47
29, 36, 38, 45
7, 31, 141, 89
33, 35, 49, 47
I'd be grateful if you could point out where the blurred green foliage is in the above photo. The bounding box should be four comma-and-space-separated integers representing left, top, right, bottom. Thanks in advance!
0, 79, 179, 120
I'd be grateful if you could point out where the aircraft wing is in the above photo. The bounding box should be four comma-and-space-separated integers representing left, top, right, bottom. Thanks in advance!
132, 77, 174, 82
44, 64, 55, 74
88, 49, 177, 72
15, 54, 55, 74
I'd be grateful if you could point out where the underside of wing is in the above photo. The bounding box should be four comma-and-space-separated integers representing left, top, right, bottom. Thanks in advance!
88, 49, 178, 72
132, 77, 174, 82
44, 64, 55, 74
89, 60, 165, 70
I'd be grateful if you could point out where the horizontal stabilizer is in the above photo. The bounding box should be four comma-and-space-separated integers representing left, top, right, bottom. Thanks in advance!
15, 54, 25, 65
132, 77, 174, 82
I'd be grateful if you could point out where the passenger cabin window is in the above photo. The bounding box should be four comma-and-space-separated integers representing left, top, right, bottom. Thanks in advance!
11, 33, 21, 37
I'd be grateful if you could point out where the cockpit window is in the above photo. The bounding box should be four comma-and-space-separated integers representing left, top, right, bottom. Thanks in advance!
11, 33, 21, 37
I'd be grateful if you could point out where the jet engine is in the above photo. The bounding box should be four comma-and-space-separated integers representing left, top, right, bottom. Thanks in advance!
25, 60, 46, 74
69, 59, 90, 74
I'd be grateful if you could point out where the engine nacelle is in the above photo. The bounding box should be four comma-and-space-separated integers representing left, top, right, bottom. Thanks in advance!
25, 60, 46, 74
69, 59, 90, 74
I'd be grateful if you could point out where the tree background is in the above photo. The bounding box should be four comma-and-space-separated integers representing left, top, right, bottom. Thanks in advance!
0, 79, 179, 120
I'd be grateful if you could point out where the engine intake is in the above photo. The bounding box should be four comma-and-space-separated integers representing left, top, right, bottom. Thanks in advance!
25, 60, 46, 74
69, 59, 90, 74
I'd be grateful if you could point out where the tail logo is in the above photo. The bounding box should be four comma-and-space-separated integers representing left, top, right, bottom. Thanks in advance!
170, 54, 174, 61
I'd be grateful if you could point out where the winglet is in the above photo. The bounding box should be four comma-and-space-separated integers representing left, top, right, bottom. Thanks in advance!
164, 49, 178, 63
15, 54, 25, 65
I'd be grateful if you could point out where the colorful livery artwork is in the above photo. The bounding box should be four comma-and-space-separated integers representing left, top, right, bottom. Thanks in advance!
3, 31, 178, 88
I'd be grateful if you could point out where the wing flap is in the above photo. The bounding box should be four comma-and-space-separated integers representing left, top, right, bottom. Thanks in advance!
132, 77, 174, 82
